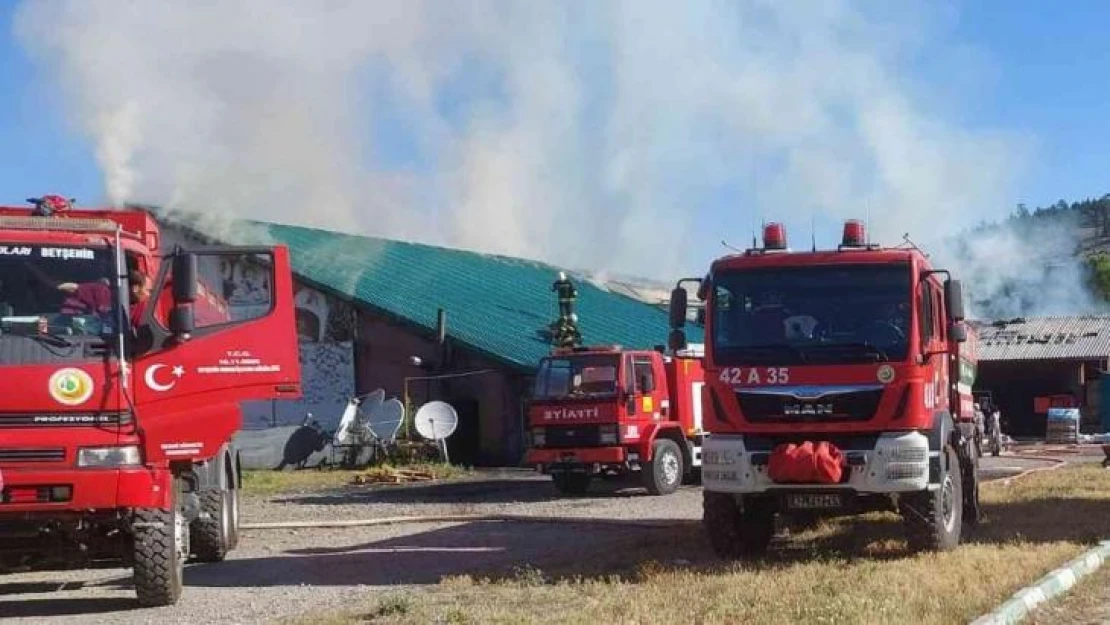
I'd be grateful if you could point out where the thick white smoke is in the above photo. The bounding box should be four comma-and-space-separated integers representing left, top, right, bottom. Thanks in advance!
14, 0, 1047, 307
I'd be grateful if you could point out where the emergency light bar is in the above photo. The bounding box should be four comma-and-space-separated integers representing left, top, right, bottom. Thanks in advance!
842, 219, 866, 247
762, 222, 787, 251
0, 216, 124, 234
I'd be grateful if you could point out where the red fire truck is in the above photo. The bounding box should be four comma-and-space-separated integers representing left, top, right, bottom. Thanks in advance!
526, 344, 706, 496
668, 219, 980, 555
0, 196, 301, 606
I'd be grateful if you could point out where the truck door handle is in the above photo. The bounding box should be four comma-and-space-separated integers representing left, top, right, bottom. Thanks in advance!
275, 384, 299, 393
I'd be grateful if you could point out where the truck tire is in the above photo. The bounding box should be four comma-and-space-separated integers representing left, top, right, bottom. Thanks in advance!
552, 473, 590, 495
900, 444, 963, 552
703, 491, 774, 558
190, 488, 234, 562
132, 482, 187, 607
643, 438, 683, 496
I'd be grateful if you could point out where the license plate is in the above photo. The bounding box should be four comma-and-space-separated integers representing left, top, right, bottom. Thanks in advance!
786, 493, 842, 510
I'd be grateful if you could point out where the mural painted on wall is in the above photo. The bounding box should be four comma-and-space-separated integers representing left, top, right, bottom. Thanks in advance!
241, 341, 356, 428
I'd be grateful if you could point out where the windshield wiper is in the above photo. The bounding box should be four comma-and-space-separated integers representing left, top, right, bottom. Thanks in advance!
805, 342, 888, 361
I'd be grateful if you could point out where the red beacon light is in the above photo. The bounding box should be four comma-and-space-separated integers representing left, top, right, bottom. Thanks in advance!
762, 222, 787, 251
841, 219, 867, 248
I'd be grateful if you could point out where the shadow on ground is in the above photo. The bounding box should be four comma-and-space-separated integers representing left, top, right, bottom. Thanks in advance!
273, 475, 670, 507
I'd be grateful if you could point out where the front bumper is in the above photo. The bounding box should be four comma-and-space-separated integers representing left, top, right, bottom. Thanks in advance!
526, 446, 627, 467
701, 431, 935, 495
0, 467, 172, 515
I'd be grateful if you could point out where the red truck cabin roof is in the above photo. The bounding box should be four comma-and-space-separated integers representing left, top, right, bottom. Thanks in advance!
0, 206, 160, 250
711, 248, 928, 272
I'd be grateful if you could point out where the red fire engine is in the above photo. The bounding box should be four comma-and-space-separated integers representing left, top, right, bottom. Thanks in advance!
526, 343, 706, 495
0, 196, 301, 606
668, 219, 980, 555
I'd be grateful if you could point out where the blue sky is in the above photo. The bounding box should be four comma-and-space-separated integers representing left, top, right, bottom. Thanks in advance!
0, 2, 100, 205
1, 1, 1110, 252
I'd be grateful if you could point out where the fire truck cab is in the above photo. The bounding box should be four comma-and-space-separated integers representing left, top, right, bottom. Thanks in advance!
526, 344, 706, 496
0, 197, 301, 606
669, 219, 980, 555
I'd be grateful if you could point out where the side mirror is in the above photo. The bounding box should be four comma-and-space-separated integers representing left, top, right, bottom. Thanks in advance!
169, 305, 195, 339
950, 322, 967, 343
172, 252, 198, 304
945, 279, 965, 322
668, 328, 687, 352
669, 286, 688, 328
640, 375, 654, 393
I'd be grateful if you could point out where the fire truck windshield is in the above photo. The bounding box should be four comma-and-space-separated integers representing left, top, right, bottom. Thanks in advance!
533, 355, 619, 399
0, 244, 119, 341
710, 263, 912, 365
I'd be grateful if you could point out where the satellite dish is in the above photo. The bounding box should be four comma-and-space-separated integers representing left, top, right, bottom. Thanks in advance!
361, 389, 385, 415
414, 401, 458, 441
367, 398, 405, 441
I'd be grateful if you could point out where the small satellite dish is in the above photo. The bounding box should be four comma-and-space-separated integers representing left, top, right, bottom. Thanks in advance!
367, 398, 405, 442
414, 401, 458, 441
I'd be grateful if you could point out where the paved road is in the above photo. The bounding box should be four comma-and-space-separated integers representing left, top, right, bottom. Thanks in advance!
0, 454, 1064, 625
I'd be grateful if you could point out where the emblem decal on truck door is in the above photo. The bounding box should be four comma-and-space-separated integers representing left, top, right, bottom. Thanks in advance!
144, 364, 185, 392
48, 368, 94, 406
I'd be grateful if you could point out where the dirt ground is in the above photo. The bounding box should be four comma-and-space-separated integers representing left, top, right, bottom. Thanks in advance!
0, 455, 1072, 625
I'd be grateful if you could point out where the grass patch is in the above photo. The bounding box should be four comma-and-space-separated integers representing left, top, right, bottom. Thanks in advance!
242, 463, 470, 497
294, 463, 1110, 625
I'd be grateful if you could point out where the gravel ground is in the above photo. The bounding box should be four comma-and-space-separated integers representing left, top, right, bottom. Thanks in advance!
0, 455, 1061, 625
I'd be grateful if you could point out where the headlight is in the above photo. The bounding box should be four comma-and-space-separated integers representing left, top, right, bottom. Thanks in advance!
77, 445, 142, 468
532, 427, 546, 447
599, 424, 618, 445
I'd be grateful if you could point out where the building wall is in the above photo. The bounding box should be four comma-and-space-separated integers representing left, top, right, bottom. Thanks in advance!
354, 314, 528, 466
976, 359, 1101, 436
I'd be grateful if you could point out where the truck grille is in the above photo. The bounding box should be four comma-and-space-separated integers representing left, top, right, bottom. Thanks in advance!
0, 448, 66, 464
540, 425, 601, 448
737, 388, 883, 424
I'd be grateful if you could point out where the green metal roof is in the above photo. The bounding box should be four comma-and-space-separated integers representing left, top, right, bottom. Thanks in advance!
210, 219, 704, 371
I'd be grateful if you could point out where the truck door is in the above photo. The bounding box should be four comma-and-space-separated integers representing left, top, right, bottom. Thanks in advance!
130, 246, 302, 460
625, 353, 661, 423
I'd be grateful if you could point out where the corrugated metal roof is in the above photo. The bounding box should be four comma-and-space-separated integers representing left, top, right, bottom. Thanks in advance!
180, 217, 704, 371
974, 315, 1110, 362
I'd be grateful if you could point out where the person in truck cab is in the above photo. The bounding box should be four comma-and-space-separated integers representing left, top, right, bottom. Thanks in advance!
128, 270, 151, 327
22, 260, 112, 318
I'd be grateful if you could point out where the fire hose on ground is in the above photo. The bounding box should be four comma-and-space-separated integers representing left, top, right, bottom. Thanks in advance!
240, 456, 1066, 531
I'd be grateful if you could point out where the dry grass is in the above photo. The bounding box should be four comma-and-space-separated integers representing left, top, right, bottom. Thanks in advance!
292, 464, 1110, 625
242, 463, 470, 497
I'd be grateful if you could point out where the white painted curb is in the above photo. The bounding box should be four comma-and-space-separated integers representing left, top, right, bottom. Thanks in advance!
970, 540, 1110, 625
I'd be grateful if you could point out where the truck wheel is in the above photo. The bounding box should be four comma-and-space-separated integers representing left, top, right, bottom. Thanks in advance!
643, 438, 683, 496
703, 491, 774, 558
900, 444, 963, 552
552, 473, 590, 495
132, 482, 187, 607
190, 488, 234, 562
